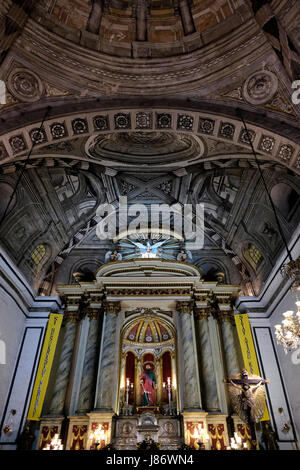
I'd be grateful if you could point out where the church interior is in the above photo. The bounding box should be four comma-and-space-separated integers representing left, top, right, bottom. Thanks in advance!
0, 0, 299, 452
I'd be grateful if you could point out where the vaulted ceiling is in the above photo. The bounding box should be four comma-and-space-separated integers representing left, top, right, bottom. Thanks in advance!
0, 0, 299, 298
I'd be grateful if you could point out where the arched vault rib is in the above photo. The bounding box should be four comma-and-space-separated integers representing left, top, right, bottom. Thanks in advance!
38, 191, 253, 297
0, 107, 299, 175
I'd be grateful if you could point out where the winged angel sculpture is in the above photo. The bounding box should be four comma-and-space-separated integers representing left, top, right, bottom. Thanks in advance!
225, 369, 270, 424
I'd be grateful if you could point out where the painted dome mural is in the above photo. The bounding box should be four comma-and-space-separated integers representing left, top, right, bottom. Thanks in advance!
124, 317, 174, 343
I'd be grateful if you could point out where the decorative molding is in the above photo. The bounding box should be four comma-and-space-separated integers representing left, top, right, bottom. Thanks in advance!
0, 108, 298, 174
242, 70, 278, 106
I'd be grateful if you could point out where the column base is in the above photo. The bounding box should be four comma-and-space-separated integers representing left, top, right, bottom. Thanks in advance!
36, 416, 65, 450
207, 413, 230, 450
85, 411, 114, 450
231, 414, 258, 450
182, 411, 210, 450
65, 415, 89, 450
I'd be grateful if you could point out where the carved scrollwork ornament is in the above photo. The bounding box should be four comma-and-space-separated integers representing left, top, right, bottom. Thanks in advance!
242, 70, 278, 105
7, 68, 44, 103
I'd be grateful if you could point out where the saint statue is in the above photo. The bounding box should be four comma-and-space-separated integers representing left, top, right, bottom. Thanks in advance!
224, 368, 270, 424
261, 421, 279, 450
16, 421, 35, 450
140, 362, 157, 406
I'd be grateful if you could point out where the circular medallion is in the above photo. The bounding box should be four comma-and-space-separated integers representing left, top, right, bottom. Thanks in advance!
7, 68, 44, 103
242, 70, 278, 105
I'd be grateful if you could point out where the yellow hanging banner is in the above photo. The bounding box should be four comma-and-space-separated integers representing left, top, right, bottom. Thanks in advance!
234, 313, 270, 421
27, 313, 63, 421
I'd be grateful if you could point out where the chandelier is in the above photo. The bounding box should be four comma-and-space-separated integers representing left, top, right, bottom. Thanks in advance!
274, 301, 300, 353
280, 258, 300, 291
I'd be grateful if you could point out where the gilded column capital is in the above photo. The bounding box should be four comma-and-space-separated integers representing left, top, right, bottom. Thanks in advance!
217, 310, 235, 324
194, 307, 211, 320
176, 300, 194, 315
63, 297, 81, 323
87, 308, 101, 320
63, 310, 80, 323
104, 301, 121, 315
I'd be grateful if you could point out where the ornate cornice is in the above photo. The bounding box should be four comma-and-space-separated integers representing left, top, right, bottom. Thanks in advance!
14, 18, 266, 95
106, 287, 192, 297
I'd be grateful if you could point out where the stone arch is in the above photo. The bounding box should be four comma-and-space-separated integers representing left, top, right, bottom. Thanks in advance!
0, 106, 299, 175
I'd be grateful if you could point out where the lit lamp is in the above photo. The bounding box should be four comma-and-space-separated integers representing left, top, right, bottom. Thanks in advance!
43, 433, 63, 450
126, 378, 130, 405
89, 425, 106, 450
229, 432, 247, 450
274, 301, 300, 353
194, 424, 209, 450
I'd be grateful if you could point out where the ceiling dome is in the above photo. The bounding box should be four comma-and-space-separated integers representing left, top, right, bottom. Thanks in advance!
124, 317, 174, 344
34, 0, 237, 57
87, 131, 204, 166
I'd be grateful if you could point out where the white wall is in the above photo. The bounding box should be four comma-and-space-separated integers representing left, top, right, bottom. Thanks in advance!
0, 286, 26, 420
237, 227, 300, 449
0, 247, 61, 448
269, 289, 300, 438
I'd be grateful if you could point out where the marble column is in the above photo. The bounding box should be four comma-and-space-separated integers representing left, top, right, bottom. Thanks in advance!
86, 0, 103, 34
76, 309, 101, 413
49, 309, 79, 415
179, 0, 195, 35
195, 308, 220, 412
219, 311, 240, 377
95, 302, 120, 410
136, 0, 148, 42
177, 301, 202, 410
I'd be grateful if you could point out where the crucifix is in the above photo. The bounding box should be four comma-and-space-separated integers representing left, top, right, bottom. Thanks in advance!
224, 368, 270, 449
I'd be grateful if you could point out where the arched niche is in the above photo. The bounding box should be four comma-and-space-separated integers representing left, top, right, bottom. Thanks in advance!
119, 314, 177, 412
